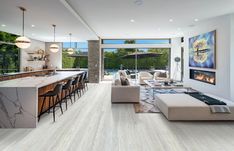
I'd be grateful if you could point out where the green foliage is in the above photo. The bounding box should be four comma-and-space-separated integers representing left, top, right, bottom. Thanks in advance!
62, 41, 169, 70
62, 49, 88, 69
0, 31, 18, 43
62, 50, 75, 68
0, 45, 20, 74
104, 48, 169, 70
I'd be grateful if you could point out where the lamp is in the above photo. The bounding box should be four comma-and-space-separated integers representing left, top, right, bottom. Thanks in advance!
67, 33, 74, 55
49, 24, 59, 53
15, 7, 31, 49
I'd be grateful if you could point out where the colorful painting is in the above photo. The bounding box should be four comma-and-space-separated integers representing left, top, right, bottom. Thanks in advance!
189, 30, 216, 69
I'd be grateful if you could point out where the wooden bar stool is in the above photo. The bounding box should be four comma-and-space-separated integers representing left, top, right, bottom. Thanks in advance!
38, 83, 63, 122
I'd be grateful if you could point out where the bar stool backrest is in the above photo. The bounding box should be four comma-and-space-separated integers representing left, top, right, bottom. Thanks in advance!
79, 74, 83, 82
53, 83, 63, 95
72, 76, 79, 85
83, 72, 87, 80
63, 79, 73, 89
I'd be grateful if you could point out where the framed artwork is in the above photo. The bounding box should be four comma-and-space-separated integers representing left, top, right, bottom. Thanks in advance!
189, 30, 216, 69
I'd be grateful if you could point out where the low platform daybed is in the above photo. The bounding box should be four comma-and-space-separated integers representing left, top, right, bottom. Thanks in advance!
156, 94, 234, 121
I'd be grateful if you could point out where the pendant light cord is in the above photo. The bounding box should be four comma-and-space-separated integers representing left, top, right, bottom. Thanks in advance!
69, 33, 72, 48
22, 9, 24, 36
19, 7, 26, 36
53, 24, 56, 42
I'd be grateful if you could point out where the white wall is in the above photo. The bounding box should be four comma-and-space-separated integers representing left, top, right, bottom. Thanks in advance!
230, 14, 234, 101
170, 38, 182, 81
45, 42, 62, 69
184, 15, 231, 99
20, 39, 45, 71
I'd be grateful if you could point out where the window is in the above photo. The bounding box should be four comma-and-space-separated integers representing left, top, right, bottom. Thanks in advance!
0, 31, 20, 74
102, 39, 170, 44
62, 42, 88, 69
103, 48, 170, 80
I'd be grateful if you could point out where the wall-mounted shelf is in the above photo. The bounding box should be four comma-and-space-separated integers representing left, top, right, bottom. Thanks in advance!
27, 60, 46, 62
27, 50, 49, 62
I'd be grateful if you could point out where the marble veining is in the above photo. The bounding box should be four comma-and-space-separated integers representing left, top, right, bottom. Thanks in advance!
0, 71, 84, 128
0, 87, 37, 128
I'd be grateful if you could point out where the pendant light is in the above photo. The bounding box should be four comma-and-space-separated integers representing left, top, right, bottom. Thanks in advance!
15, 7, 31, 49
67, 33, 74, 55
49, 24, 59, 53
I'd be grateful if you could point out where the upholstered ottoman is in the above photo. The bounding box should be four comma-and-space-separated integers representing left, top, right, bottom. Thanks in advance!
155, 94, 234, 121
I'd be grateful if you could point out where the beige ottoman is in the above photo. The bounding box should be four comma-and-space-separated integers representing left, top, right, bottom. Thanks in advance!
156, 94, 234, 121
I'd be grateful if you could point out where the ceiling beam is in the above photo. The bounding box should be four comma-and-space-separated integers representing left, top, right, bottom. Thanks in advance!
60, 0, 99, 39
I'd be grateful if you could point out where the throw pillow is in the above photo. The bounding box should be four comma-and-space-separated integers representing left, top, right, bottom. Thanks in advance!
120, 76, 130, 86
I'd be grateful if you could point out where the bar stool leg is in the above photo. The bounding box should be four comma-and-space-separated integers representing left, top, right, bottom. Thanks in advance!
57, 95, 63, 114
73, 85, 76, 101
38, 96, 46, 122
69, 88, 73, 104
65, 90, 68, 110
52, 96, 56, 122
48, 96, 51, 114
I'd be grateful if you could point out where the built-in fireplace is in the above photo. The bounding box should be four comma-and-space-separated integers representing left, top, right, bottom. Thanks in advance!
190, 69, 216, 85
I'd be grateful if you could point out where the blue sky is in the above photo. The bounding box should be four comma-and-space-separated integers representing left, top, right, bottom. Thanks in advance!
63, 42, 88, 49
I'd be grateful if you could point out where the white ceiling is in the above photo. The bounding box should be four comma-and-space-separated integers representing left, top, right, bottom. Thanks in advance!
68, 0, 234, 38
0, 0, 98, 42
1, 0, 234, 42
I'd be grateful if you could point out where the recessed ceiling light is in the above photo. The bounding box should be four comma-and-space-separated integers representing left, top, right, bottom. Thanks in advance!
31, 33, 35, 36
157, 28, 161, 31
169, 19, 173, 22
1, 24, 6, 27
134, 0, 143, 6
31, 24, 35, 27
194, 18, 199, 22
130, 19, 135, 23
188, 24, 195, 27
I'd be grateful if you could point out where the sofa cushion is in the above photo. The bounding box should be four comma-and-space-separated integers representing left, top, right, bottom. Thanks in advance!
114, 78, 121, 86
120, 76, 130, 86
119, 70, 128, 78
159, 72, 167, 78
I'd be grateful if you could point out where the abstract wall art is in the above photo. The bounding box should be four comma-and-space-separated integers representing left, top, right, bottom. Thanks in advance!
189, 30, 216, 69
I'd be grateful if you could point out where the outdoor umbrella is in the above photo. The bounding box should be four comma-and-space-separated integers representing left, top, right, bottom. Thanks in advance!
122, 52, 162, 59
68, 54, 88, 58
122, 52, 162, 82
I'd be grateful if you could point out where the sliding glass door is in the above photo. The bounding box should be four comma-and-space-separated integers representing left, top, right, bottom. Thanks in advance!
103, 47, 170, 80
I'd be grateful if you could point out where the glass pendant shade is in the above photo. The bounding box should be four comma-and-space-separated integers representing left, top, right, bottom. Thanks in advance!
50, 24, 59, 53
49, 43, 59, 53
15, 7, 31, 49
15, 36, 31, 49
67, 33, 74, 54
67, 48, 74, 54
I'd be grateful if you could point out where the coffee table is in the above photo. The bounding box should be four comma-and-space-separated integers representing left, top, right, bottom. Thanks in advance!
144, 80, 192, 99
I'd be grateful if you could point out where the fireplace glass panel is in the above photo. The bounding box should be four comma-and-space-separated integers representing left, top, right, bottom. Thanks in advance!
190, 69, 216, 85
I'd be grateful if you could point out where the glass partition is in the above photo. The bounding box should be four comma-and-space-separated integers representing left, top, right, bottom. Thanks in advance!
102, 39, 170, 44
62, 42, 88, 69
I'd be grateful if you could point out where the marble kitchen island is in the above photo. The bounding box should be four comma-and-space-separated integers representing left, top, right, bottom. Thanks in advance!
0, 71, 84, 128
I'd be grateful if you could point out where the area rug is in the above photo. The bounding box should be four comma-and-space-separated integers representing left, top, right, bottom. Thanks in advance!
134, 86, 187, 113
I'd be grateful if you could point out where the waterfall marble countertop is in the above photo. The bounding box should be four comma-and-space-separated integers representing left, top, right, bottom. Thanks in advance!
0, 71, 84, 88
0, 71, 84, 128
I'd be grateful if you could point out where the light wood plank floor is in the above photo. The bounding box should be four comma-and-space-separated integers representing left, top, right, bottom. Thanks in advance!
1, 83, 234, 151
